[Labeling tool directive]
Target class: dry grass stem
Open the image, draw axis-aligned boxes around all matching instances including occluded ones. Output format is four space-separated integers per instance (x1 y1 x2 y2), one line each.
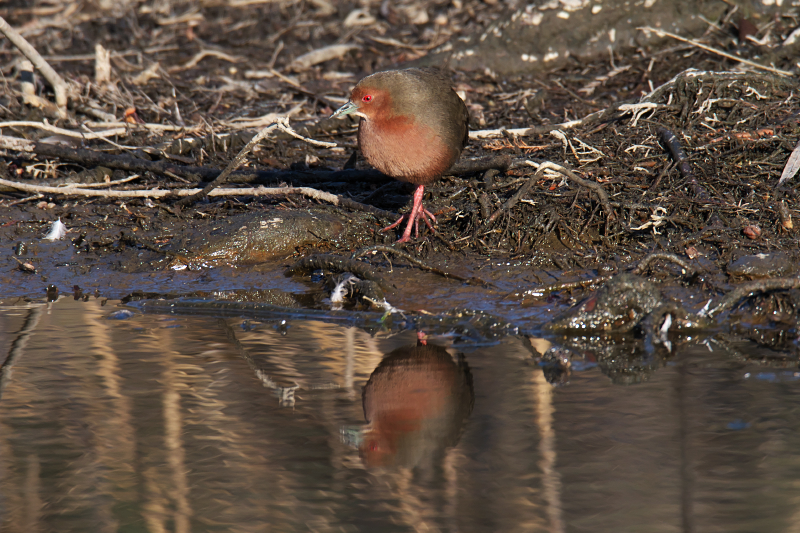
639 26 794 77
168 50 240 72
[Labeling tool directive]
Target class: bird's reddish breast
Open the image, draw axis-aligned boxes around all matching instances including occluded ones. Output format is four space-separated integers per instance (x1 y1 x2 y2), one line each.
358 114 456 185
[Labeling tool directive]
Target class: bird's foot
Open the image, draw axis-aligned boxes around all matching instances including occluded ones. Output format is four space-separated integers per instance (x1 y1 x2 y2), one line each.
381 208 437 243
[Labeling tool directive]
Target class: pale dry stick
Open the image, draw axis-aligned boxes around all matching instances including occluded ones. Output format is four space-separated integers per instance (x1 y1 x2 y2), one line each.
229 0 289 6
367 35 449 51
0 121 129 140
470 102 626 140
83 127 141 151
156 10 204 26
175 116 335 207
84 121 200 133
18 60 61 116
6 194 43 206
0 135 35 151
618 103 661 127
579 64 632 96
0 16 70 116
61 174 141 188
288 44 359 71
268 68 304 89
0 177 344 200
276 119 337 147
167 50 240 73
268 40 284 69
130 62 161 85
471 126 565 140
638 26 794 77
219 102 304 129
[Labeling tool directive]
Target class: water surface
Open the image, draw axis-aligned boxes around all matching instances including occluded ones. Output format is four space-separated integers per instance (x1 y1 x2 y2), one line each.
1 298 799 532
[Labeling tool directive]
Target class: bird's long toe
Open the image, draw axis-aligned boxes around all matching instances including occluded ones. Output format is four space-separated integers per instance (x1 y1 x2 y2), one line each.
381 215 406 232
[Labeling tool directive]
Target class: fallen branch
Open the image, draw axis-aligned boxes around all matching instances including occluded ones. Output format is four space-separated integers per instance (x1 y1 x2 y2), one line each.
480 166 545 231
175 116 336 207
522 252 693 297
0 132 380 185
630 252 695 275
528 161 616 222
0 15 69 116
0 121 129 139
0 177 306 198
0 134 216 181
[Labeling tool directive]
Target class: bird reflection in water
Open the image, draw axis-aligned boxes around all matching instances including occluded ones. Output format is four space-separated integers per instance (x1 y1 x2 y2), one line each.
359 340 474 472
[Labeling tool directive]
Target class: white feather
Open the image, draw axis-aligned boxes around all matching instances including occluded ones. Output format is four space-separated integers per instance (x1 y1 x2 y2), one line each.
44 218 67 241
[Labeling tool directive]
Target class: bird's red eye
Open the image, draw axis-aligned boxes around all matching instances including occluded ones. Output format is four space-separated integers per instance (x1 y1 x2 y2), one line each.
362 94 372 102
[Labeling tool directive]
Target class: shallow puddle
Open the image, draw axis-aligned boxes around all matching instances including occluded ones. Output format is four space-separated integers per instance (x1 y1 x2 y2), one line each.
1 298 799 532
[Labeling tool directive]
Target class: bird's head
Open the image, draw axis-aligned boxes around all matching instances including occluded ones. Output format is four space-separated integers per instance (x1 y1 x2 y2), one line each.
330 84 390 122
331 69 420 123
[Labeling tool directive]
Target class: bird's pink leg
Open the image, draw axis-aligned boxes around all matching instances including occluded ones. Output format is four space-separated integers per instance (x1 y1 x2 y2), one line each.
399 185 429 243
397 186 424 242
380 185 437 243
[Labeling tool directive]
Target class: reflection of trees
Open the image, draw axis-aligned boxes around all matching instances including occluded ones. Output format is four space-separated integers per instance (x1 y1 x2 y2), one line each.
4 298 799 532
0 304 43 401
0 302 568 532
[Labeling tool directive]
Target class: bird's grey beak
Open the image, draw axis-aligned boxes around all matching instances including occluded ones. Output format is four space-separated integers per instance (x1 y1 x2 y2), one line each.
331 100 359 119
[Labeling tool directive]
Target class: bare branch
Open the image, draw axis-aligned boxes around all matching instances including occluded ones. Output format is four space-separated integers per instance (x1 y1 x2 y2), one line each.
175 116 335 207
0 15 70 116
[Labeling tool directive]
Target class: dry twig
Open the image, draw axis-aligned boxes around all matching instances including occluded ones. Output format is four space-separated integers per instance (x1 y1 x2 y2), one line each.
0 15 70 116
528 161 616 222
638 26 794 77
175 116 335 207
0 176 345 201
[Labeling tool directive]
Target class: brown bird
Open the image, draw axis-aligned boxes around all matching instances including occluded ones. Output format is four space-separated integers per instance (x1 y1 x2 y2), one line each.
331 68 469 243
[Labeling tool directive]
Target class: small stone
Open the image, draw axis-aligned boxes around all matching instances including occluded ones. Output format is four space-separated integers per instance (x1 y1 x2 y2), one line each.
743 225 762 239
